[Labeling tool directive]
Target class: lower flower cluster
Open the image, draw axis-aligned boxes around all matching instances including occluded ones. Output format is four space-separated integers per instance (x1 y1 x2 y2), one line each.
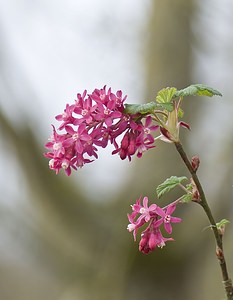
127 196 181 254
44 86 158 175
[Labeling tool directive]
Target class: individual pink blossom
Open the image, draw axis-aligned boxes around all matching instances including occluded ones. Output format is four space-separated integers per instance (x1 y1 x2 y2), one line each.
55 104 75 130
45 125 66 157
139 227 174 254
135 131 156 158
137 196 158 222
153 202 182 234
64 124 91 154
94 97 123 127
143 116 159 138
73 92 97 125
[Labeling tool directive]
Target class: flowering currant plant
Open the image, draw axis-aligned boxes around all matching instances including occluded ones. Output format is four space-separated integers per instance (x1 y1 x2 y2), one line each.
44 84 233 299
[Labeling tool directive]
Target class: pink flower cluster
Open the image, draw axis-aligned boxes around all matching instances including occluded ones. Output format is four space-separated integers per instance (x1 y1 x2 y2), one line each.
127 196 181 254
44 86 158 175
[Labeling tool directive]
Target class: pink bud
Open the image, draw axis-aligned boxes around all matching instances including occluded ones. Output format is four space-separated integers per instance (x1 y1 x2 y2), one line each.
121 133 129 149
128 139 136 155
160 126 173 141
139 230 151 254
119 149 127 160
191 155 200 172
190 178 201 202
216 246 224 259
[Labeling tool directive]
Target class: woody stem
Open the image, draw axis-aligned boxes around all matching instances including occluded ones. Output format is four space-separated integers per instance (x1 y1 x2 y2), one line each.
174 141 233 300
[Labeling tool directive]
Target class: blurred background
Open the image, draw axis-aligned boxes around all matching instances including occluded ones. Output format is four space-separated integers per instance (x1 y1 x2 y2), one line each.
0 0 233 299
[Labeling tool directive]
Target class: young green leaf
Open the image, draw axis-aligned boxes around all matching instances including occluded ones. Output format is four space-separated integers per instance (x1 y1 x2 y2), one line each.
174 84 222 98
156 176 187 199
156 87 177 103
216 219 230 229
177 107 184 118
180 193 193 203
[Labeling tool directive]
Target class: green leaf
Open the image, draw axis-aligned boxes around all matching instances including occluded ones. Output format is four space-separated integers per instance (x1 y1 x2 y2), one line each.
180 193 193 203
174 84 222 98
216 219 230 229
185 183 193 192
156 176 187 199
156 102 174 112
124 102 158 115
177 107 184 118
156 87 177 103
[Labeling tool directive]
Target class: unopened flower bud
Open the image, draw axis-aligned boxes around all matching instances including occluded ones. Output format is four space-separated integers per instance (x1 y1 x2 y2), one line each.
160 126 173 142
191 155 200 172
216 246 224 259
192 190 200 201
128 139 136 155
218 224 226 236
121 133 129 149
139 230 151 254
190 178 201 202
119 149 127 160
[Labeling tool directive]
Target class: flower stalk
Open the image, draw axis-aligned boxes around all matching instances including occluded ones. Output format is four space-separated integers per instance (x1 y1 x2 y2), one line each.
174 141 233 300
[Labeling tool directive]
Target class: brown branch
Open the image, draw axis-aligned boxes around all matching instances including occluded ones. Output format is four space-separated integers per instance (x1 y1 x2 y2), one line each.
174 141 233 300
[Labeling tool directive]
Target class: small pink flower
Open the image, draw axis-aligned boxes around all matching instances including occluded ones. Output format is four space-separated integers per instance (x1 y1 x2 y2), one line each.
153 202 182 234
74 93 97 125
138 196 158 222
143 116 159 138
135 132 155 158
139 227 173 254
55 104 75 130
64 124 91 154
95 100 122 127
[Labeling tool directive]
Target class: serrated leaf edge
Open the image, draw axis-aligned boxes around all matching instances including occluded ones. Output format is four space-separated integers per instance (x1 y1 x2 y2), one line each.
156 176 187 199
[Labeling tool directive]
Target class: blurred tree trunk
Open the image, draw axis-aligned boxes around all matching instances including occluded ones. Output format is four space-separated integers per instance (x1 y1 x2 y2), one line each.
114 1 199 300
131 0 196 195
118 2 233 300
76 2 199 299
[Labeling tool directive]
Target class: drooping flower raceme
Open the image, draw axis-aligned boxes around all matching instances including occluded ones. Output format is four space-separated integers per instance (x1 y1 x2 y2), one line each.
44 86 159 175
127 196 182 254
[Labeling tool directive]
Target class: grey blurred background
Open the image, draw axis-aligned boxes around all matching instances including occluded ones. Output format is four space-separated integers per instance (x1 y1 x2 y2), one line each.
0 0 233 299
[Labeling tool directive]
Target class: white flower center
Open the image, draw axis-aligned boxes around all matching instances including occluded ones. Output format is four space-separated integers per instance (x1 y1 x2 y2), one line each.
164 215 171 223
62 112 68 119
127 224 135 232
48 134 54 142
49 159 55 168
139 207 147 214
158 241 166 248
61 160 69 169
81 109 88 116
53 142 62 151
100 94 105 101
104 108 110 115
144 128 150 134
72 133 79 140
